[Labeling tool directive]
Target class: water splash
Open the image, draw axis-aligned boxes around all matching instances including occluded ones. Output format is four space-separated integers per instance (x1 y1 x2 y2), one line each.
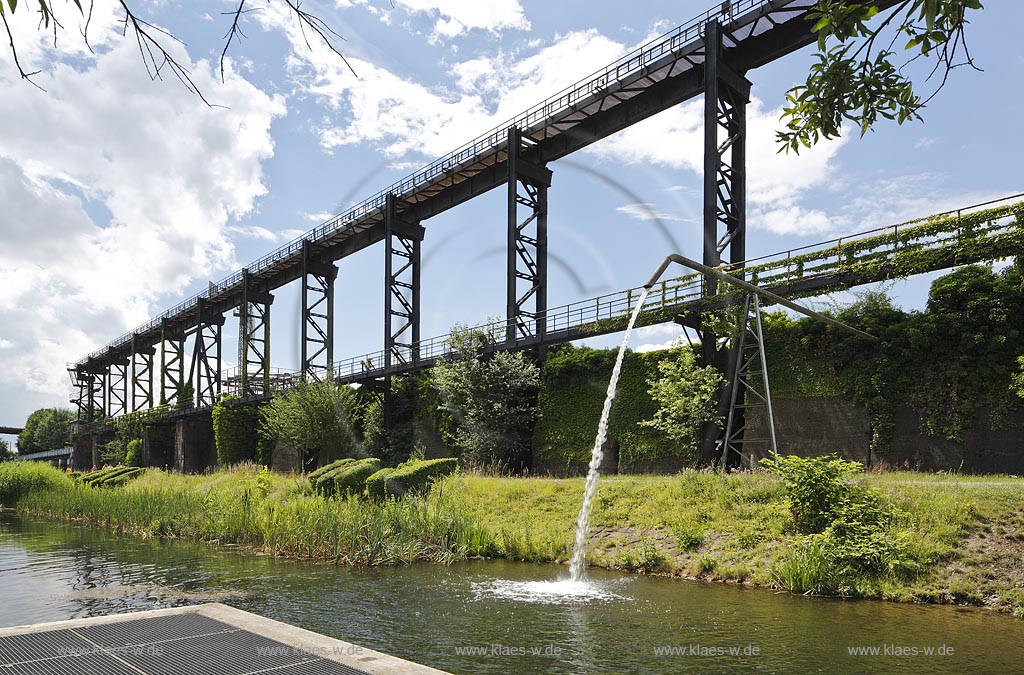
471 578 623 605
568 288 651 582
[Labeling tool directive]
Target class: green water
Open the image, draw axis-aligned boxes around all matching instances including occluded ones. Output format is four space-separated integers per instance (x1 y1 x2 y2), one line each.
2 511 1022 674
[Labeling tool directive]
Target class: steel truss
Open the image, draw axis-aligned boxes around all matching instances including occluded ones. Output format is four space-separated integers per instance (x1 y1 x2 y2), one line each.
131 336 155 412
506 127 552 344
238 269 274 397
301 239 338 381
699 18 752 464
384 193 424 369
160 320 185 406
108 358 129 418
189 298 224 408
720 294 777 467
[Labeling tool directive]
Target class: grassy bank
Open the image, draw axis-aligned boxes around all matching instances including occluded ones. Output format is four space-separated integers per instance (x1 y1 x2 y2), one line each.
2 461 1023 614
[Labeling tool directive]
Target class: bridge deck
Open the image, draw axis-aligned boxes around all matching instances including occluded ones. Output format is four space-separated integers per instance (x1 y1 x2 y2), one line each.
74 0 850 369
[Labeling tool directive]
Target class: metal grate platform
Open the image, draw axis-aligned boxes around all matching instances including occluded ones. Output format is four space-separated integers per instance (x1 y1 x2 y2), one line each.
0 604 449 675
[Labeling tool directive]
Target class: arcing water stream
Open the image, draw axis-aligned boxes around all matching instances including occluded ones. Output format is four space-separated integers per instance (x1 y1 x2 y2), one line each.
568 287 651 582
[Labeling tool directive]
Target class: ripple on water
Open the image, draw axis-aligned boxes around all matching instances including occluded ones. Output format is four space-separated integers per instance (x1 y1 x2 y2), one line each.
471 578 627 605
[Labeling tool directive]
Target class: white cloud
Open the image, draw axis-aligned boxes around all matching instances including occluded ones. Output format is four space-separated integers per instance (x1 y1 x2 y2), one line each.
616 203 693 223
588 97 849 237
263 12 625 158
631 323 688 353
0 6 285 401
394 0 530 39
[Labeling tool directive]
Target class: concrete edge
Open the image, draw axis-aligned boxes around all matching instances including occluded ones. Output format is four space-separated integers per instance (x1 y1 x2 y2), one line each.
0 603 452 675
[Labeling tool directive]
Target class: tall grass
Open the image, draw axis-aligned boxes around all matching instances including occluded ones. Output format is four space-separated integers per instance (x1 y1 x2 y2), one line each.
0 461 72 506
13 466 492 565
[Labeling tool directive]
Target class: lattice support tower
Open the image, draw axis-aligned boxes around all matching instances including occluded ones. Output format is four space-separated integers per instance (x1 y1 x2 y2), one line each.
506 126 552 344
720 293 777 467
131 336 155 413
188 298 224 408
301 239 338 381
238 269 274 398
699 18 751 464
160 319 185 406
107 355 129 418
384 193 424 370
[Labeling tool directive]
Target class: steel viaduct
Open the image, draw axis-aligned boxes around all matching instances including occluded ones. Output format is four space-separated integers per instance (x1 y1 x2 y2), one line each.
66 0 1021 470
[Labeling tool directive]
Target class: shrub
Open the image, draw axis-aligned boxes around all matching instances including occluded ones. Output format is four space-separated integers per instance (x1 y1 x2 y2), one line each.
99 467 146 488
329 458 381 498
0 462 72 506
763 454 865 534
212 396 260 465
307 458 356 485
369 458 458 500
365 467 396 501
125 439 143 467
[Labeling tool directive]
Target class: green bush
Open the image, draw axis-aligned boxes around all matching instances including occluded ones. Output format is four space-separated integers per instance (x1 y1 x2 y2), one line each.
81 467 121 486
0 462 72 505
763 454 865 534
308 458 357 486
102 467 146 488
329 458 381 498
125 439 143 467
372 458 459 500
365 467 396 501
766 454 919 595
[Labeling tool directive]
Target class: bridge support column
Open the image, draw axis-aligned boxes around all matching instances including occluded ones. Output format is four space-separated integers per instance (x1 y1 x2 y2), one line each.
301 240 338 381
384 193 424 429
174 412 215 473
107 355 129 418
239 269 274 398
700 18 751 466
131 336 155 412
188 299 224 408
160 320 186 406
142 423 175 469
506 126 552 346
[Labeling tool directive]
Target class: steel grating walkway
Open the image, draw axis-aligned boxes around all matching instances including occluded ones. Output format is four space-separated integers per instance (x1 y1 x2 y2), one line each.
0 605 448 675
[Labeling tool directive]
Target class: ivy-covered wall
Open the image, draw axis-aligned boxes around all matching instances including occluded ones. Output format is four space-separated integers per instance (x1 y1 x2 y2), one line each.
532 345 682 470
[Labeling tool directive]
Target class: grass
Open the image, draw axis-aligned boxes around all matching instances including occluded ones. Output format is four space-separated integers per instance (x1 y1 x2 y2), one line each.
3 461 1024 614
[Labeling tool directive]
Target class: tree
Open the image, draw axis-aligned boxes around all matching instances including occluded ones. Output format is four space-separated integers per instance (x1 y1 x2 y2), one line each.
780 0 983 152
18 408 74 454
260 378 359 469
640 341 723 455
430 323 540 472
0 438 13 461
0 1 353 102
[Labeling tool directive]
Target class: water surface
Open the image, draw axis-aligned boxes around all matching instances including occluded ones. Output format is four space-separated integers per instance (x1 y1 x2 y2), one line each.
2 511 1022 674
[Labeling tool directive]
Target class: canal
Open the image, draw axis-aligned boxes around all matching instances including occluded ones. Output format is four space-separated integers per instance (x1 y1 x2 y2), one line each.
2 511 1022 674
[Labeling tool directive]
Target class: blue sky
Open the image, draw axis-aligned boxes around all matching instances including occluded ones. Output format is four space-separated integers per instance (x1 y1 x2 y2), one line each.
0 0 1021 440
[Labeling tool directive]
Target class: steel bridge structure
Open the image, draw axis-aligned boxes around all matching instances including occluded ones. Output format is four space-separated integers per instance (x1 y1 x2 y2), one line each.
71 0 1018 464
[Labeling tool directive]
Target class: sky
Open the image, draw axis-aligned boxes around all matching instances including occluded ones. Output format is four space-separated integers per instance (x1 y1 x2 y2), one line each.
0 0 1021 442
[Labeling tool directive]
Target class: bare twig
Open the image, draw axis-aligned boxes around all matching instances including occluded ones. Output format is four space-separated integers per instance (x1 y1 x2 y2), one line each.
220 0 248 83
1 8 45 90
283 0 357 77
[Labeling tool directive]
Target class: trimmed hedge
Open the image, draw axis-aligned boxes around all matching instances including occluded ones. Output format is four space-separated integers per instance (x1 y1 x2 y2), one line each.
98 467 145 488
367 458 458 500
364 467 396 501
80 467 120 486
308 458 356 485
329 458 381 498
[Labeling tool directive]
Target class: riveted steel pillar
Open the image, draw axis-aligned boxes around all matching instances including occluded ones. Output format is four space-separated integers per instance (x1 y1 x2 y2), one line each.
131 336 155 412
189 298 224 408
107 354 129 418
239 269 274 398
700 18 751 466
383 193 424 429
506 126 552 345
301 240 338 381
160 319 185 406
